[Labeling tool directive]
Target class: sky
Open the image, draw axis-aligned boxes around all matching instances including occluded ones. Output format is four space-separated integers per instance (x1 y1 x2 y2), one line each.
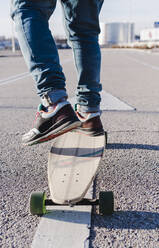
1 0 159 38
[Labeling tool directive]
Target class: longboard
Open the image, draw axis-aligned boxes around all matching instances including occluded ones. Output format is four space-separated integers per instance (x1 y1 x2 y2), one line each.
30 130 114 216
48 130 105 205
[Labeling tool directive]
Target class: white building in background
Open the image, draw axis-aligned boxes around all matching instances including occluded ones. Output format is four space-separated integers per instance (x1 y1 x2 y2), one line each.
140 22 159 42
99 22 135 46
140 29 159 42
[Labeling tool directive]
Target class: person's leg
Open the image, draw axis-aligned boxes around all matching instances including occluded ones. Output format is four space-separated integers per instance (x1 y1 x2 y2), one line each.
61 0 104 112
11 0 80 145
11 0 67 102
61 0 104 134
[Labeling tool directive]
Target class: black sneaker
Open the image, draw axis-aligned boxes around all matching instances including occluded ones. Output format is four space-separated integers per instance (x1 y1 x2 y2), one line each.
75 105 104 136
22 101 81 146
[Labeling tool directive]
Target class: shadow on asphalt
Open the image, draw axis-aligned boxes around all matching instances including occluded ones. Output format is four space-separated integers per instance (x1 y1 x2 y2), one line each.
106 143 159 151
92 211 159 230
41 209 159 230
42 209 91 225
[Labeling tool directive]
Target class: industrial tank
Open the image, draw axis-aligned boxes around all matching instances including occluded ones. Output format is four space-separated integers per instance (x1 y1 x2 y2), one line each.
99 22 134 46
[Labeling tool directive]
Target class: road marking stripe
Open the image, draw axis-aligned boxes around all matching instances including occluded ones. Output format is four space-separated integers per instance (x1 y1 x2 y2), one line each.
31 188 92 248
69 90 135 111
125 55 159 72
0 58 72 86
0 72 30 86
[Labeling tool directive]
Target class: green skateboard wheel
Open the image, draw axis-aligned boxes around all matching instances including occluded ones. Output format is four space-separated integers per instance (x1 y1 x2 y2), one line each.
99 191 114 215
30 192 47 216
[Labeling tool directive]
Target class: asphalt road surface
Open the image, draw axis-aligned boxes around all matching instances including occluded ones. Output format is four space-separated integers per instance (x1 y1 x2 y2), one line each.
0 49 159 248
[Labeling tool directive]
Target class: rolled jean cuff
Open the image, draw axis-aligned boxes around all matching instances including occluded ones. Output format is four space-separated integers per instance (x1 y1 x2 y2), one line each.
77 104 100 113
41 90 68 107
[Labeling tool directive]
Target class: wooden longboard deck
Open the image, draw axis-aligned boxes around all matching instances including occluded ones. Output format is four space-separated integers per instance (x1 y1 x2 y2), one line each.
48 130 105 204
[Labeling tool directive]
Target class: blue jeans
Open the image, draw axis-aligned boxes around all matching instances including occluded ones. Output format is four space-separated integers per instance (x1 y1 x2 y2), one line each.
11 0 103 112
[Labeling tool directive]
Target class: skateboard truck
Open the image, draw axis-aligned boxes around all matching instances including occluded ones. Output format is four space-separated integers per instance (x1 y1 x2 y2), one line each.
45 198 99 207
30 191 114 216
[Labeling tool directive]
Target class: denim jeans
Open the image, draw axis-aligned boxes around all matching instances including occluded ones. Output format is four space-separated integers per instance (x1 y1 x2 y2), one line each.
11 0 104 112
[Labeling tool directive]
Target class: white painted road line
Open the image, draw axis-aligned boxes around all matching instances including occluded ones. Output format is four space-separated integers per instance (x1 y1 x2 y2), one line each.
31 189 93 248
0 58 73 87
31 206 91 248
0 72 30 86
69 90 135 111
125 55 159 72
